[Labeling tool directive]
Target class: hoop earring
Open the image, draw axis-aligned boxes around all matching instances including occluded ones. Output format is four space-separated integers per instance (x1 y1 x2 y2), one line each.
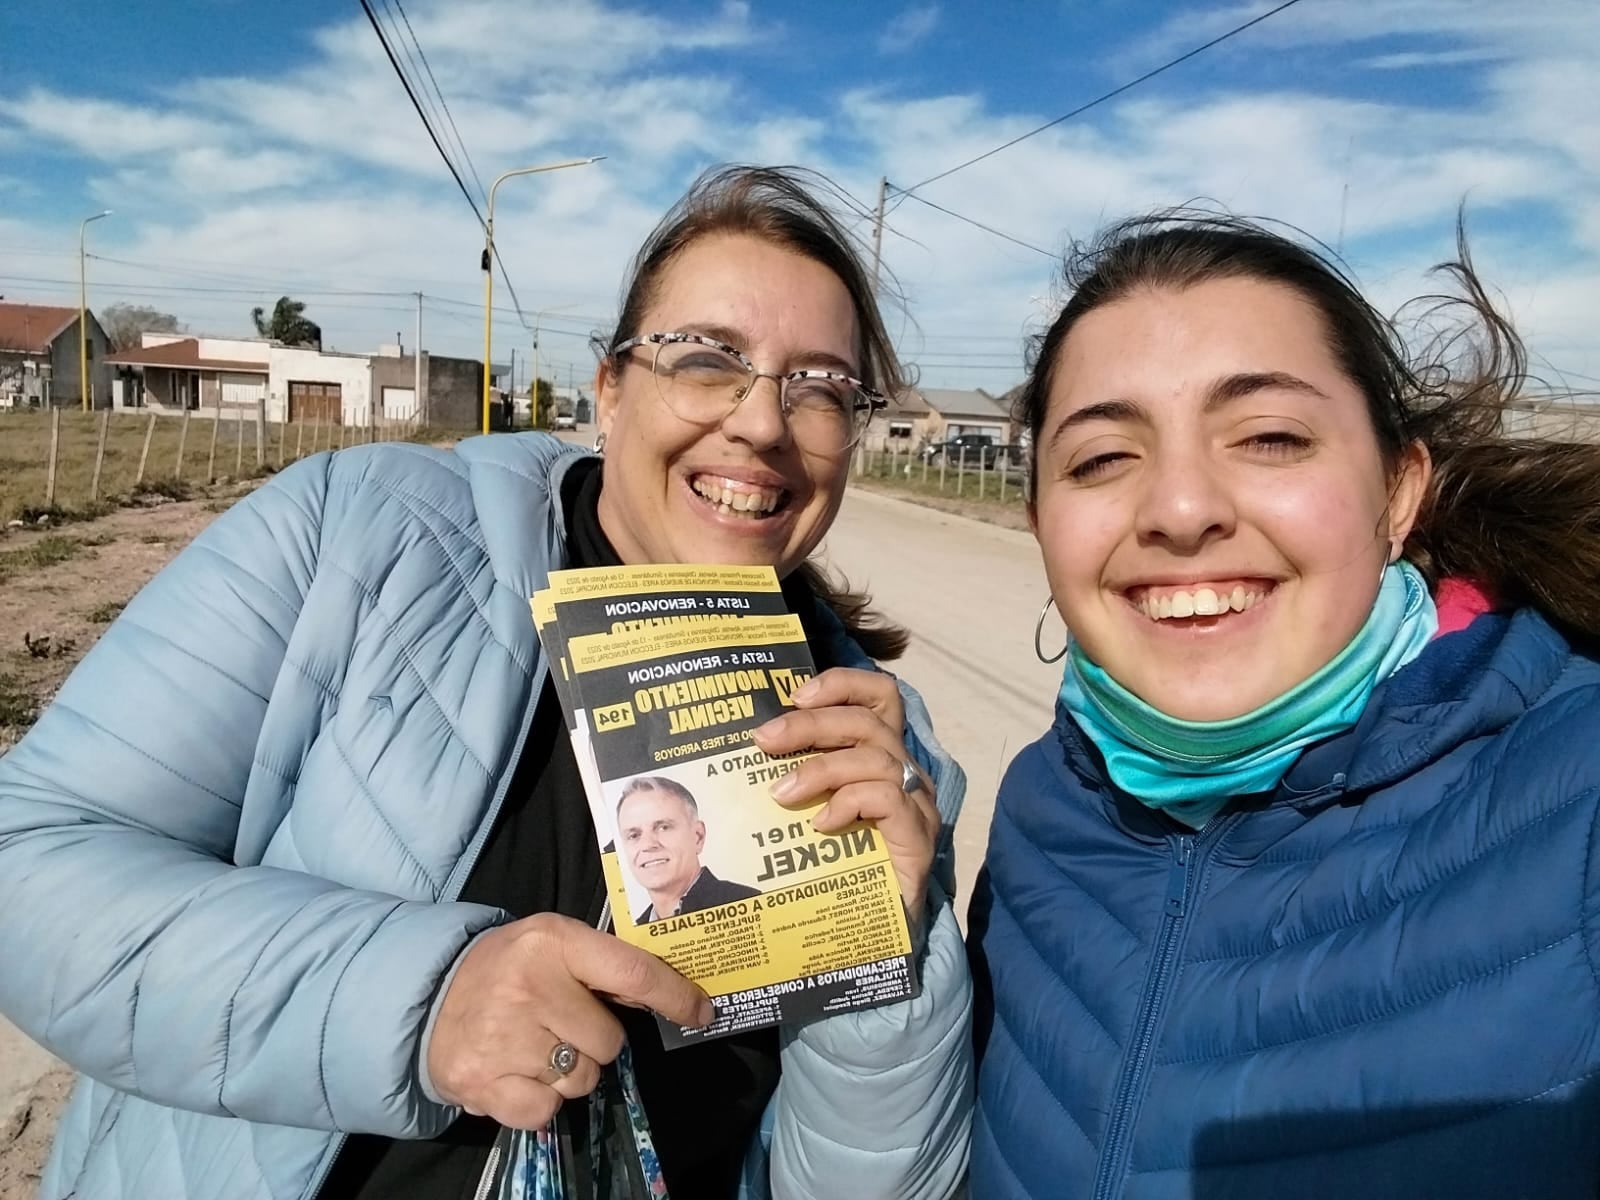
593 432 607 454
1034 595 1067 664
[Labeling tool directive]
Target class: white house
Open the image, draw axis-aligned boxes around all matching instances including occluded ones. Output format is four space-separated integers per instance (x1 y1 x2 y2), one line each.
110 333 374 427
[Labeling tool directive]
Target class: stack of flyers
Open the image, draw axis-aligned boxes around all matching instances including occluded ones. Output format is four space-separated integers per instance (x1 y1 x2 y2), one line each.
530 564 918 1048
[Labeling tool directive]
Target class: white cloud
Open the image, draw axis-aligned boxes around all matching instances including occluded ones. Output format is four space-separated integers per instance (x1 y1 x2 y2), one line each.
879 5 941 55
0 90 226 159
1359 48 1505 70
0 0 1595 389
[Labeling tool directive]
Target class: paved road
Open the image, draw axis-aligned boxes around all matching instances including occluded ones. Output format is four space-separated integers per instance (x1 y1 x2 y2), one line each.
818 487 1060 920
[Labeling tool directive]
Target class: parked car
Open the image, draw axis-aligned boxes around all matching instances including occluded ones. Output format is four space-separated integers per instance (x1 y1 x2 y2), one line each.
555 411 577 430
919 433 1003 469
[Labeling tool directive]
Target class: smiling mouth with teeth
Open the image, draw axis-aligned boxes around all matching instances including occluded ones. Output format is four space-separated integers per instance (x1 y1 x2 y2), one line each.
1130 583 1273 621
690 474 789 518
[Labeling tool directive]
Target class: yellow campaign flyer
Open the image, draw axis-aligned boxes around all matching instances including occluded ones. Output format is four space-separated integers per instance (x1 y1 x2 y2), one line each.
561 609 917 1048
530 565 799 945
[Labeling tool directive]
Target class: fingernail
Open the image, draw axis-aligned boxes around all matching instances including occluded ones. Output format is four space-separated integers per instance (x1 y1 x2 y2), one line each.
792 679 819 703
753 718 781 741
770 772 800 800
697 998 715 1026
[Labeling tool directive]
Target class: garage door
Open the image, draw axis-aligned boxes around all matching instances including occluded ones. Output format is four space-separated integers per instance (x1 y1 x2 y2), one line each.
289 380 342 425
382 386 417 421
220 372 267 410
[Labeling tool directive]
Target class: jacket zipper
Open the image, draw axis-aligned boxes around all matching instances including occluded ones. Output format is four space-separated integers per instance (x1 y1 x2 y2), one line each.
301 663 551 1200
1090 820 1227 1200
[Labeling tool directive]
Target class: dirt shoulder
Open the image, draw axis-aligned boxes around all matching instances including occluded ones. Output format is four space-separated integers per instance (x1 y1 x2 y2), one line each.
0 487 257 1198
850 475 1034 533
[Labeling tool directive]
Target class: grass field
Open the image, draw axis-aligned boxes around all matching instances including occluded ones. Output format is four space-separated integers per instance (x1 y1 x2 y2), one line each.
0 409 455 525
850 443 1032 529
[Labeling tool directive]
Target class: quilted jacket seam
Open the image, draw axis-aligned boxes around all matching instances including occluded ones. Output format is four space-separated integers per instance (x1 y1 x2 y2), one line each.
116 618 271 704
1583 798 1600 995
992 896 1122 1049
219 906 296 1119
1006 822 1142 944
181 542 301 618
988 1007 1097 1151
49 700 237 813
281 653 339 702
1159 928 1579 1067
1187 786 1595 966
319 560 494 782
1142 1060 1600 1173
330 735 436 892
316 899 404 1128
345 478 530 675
975 1107 1040 1198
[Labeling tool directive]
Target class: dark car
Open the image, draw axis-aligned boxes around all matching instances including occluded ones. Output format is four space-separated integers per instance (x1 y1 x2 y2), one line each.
920 433 1003 469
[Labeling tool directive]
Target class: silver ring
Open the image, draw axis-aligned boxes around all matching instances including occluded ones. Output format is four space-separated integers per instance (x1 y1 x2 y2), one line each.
548 1041 579 1078
900 758 925 795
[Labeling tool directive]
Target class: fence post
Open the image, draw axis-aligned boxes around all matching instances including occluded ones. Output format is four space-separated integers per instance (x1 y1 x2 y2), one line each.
922 446 929 484
938 447 946 492
174 408 191 481
135 412 157 487
44 409 62 508
255 395 266 469
207 410 221 482
295 415 305 461
278 414 287 467
957 446 967 496
90 410 110 502
979 449 987 500
337 419 346 452
312 411 323 455
999 452 1008 504
235 410 244 475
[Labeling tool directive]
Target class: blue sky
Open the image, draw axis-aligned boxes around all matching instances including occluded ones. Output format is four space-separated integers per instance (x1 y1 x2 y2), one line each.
2 0 1596 392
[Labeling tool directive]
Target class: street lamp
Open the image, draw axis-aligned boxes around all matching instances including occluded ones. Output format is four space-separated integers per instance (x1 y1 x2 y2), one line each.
79 210 112 412
480 158 604 434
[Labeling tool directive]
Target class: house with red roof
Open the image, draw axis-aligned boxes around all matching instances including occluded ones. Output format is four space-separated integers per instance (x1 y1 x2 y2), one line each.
0 302 111 409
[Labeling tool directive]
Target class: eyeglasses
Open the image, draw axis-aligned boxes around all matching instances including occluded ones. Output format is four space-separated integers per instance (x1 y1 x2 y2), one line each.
611 331 886 453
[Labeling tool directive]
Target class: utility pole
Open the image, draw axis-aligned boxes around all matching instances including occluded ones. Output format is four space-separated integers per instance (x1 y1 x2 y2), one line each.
78 210 112 411
870 176 888 295
414 291 423 426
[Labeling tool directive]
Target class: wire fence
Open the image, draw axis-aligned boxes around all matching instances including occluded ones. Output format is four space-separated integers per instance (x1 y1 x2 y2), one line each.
851 439 1029 508
0 405 431 525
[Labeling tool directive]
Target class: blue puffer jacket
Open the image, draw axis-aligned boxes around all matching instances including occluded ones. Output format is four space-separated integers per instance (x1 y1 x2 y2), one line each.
0 433 972 1200
969 609 1600 1199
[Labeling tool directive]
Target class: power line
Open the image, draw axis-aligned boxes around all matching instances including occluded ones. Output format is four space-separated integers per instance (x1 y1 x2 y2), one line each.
86 254 414 295
357 0 530 330
1 272 411 299
901 0 1307 194
894 192 1056 258
391 0 489 207
358 0 485 231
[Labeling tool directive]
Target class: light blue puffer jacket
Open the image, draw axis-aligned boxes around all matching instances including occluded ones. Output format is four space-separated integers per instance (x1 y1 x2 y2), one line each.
0 433 972 1200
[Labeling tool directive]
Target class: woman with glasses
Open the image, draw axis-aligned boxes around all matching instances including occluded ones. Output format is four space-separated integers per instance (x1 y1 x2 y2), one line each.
967 213 1600 1198
0 166 971 1200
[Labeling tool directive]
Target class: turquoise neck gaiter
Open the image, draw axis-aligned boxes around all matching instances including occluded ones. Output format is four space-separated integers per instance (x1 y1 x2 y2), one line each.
1059 561 1438 828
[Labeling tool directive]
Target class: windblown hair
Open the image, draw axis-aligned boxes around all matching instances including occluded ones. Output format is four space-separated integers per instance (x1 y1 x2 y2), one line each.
598 164 910 660
1013 209 1600 642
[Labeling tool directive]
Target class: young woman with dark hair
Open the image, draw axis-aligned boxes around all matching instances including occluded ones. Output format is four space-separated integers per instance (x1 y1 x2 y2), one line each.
969 212 1600 1199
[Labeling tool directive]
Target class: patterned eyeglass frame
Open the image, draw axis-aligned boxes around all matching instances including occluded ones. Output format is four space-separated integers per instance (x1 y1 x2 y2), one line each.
611 330 887 445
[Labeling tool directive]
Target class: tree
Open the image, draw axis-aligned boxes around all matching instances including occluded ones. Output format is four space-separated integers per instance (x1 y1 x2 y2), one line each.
101 303 183 351
533 378 556 429
250 296 322 349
